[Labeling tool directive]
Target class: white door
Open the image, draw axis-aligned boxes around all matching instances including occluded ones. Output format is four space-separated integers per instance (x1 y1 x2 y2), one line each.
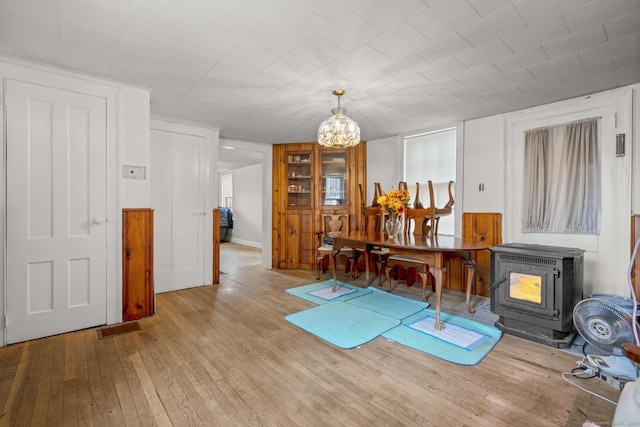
151 129 206 292
6 80 107 344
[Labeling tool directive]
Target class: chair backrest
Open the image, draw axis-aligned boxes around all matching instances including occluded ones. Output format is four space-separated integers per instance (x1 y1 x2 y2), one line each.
405 181 438 235
323 213 349 234
412 182 424 209
372 182 382 206
435 180 455 211
358 183 365 210
359 183 380 233
406 207 435 236
404 180 455 236
362 207 384 234
410 181 454 210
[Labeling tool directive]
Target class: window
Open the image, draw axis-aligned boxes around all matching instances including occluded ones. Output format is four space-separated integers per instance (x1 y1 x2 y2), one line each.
404 127 457 235
522 117 600 234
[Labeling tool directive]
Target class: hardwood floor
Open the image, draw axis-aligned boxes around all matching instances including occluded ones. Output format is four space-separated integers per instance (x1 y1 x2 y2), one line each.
0 243 621 426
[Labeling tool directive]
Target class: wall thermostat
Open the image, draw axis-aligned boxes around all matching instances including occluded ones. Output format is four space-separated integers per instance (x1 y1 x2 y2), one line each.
123 165 146 180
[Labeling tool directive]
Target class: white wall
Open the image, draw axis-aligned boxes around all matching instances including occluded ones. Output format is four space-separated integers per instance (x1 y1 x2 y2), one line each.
366 135 403 201
462 116 504 213
229 164 263 248
367 83 640 297
119 93 152 208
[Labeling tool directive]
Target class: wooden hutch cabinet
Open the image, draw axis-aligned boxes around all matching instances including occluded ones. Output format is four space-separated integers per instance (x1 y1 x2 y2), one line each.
272 142 366 270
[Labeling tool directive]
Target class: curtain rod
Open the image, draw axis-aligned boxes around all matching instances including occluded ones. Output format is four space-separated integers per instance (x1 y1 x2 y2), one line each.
524 116 601 133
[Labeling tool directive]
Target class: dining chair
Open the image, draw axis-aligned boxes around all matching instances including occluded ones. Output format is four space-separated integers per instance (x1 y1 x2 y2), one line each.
380 180 454 300
407 180 454 235
316 213 357 280
358 183 387 280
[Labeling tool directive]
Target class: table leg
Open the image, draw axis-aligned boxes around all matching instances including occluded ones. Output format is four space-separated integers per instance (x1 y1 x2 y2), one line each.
431 266 446 330
364 251 371 285
464 260 477 314
331 248 338 292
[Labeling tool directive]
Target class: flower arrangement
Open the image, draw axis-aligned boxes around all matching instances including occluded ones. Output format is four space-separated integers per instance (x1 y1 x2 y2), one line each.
377 188 410 219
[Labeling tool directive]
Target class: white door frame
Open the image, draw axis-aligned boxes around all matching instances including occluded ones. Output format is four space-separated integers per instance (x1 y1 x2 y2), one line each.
1 69 120 347
150 118 220 285
216 138 273 269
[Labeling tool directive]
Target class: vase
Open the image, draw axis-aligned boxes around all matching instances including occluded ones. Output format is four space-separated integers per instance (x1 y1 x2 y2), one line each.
385 216 402 239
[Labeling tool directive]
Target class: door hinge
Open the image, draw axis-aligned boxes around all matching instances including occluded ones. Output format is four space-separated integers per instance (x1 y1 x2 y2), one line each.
554 268 561 278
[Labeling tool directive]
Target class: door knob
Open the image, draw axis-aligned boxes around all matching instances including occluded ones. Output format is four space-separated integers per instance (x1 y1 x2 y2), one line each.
92 217 105 224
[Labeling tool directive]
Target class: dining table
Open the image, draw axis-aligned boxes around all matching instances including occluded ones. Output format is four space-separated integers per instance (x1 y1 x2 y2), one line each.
329 231 492 330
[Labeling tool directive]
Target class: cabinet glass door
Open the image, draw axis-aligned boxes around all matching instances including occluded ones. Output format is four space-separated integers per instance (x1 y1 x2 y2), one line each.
321 151 347 207
286 152 312 208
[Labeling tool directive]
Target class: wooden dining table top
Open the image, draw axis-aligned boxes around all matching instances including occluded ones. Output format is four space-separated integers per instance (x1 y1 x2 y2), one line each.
329 231 491 252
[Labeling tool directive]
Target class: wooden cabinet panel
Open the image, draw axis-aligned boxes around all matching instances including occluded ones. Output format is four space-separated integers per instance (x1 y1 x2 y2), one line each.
272 142 366 270
462 212 502 297
285 212 301 269
299 211 316 268
122 208 154 321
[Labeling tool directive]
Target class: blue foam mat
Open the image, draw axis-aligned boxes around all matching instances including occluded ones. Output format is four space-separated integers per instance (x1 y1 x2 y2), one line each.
285 280 371 305
346 286 429 320
285 301 400 349
382 309 502 365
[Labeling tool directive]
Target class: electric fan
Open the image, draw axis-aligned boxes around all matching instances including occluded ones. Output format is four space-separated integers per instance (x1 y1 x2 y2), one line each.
573 297 638 356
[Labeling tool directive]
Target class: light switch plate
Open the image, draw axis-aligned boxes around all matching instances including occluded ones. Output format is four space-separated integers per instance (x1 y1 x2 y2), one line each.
123 165 146 180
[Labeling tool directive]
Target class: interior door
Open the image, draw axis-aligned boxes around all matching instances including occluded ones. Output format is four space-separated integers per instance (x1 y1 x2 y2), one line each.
151 129 206 292
5 80 108 344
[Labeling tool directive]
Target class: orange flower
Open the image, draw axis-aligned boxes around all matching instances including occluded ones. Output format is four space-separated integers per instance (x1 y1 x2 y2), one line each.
377 189 410 217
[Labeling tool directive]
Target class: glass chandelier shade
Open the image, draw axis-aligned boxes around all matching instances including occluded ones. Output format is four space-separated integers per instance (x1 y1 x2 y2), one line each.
317 90 361 148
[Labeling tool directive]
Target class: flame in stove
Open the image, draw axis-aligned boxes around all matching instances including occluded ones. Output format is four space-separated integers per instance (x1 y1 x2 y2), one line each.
509 272 542 304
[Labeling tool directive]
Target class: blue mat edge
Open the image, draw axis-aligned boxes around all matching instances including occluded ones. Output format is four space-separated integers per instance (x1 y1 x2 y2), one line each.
382 308 503 365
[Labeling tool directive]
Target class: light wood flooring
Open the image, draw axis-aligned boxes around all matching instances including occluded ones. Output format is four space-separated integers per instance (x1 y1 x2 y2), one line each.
0 243 621 426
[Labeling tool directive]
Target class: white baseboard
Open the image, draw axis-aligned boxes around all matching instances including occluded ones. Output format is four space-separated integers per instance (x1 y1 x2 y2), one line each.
228 238 261 249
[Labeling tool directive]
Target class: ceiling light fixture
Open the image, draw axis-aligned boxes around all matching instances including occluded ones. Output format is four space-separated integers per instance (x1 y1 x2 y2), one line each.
317 89 361 148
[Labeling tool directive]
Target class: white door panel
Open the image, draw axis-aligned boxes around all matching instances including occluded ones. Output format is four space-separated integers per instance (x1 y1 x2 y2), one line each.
151 130 205 292
6 80 107 344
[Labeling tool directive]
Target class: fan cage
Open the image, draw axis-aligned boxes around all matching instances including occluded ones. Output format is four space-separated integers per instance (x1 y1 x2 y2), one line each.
573 297 639 356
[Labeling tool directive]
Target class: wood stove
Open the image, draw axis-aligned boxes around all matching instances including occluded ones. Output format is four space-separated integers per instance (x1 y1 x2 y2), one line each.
490 243 584 348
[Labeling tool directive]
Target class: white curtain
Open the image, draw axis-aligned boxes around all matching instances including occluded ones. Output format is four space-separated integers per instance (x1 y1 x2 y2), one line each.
522 117 600 234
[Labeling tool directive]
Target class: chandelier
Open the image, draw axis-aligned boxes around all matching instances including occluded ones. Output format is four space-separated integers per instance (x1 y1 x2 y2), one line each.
317 89 361 148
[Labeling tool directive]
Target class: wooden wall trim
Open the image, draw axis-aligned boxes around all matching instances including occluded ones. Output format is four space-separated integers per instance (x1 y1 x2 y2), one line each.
632 215 640 298
122 208 154 321
213 209 221 284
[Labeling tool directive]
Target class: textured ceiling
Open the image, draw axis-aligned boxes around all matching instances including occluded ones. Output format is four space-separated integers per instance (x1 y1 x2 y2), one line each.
1 0 639 145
